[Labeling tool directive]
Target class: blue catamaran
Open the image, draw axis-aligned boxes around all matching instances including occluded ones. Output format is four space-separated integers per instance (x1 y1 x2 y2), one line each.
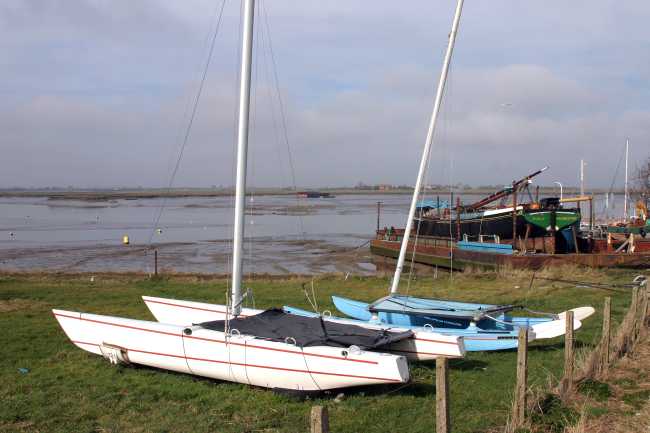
327 0 595 349
321 295 594 351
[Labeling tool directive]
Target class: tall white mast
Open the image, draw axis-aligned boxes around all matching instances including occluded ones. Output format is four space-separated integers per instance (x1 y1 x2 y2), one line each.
390 0 464 294
231 0 255 316
623 138 630 221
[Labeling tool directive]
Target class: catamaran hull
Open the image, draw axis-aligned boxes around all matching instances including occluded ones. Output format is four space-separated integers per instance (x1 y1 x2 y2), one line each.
142 296 465 360
331 296 587 351
53 309 409 391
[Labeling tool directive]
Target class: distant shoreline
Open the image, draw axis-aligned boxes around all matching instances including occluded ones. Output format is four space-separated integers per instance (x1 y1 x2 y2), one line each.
0 186 618 201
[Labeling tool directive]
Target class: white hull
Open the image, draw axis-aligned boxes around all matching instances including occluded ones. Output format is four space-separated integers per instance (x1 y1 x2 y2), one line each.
142 296 465 361
53 309 410 391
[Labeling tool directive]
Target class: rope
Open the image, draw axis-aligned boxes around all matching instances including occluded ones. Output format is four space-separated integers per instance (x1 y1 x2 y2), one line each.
483 313 525 328
533 276 634 293
302 280 319 313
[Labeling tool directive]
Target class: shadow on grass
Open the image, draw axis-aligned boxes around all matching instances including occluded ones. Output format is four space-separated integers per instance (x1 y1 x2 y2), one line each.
449 358 489 371
123 362 431 401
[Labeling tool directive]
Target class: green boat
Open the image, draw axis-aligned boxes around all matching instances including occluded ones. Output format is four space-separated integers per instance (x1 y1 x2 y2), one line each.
523 210 581 232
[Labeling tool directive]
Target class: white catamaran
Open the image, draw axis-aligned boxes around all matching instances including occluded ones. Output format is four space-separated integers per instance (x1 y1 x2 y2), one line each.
54 0 464 391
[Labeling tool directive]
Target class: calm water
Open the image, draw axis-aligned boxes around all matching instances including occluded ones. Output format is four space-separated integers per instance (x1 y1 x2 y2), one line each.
0 192 626 274
0 194 411 274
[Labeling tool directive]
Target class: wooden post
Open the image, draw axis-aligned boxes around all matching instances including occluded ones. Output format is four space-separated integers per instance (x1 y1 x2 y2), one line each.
154 249 158 276
631 286 639 317
589 197 594 230
436 357 450 433
619 287 639 356
437 195 441 217
310 406 329 433
606 232 612 252
512 181 518 242
376 201 382 232
631 286 640 342
512 328 528 428
600 297 611 375
562 310 575 396
641 286 650 326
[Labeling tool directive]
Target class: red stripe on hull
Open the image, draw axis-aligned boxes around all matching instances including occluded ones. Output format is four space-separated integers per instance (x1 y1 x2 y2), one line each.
69 340 399 383
55 312 378 365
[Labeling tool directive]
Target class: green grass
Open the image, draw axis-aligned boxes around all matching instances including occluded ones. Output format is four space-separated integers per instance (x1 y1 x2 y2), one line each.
530 394 580 433
578 379 613 402
621 390 650 410
0 269 639 432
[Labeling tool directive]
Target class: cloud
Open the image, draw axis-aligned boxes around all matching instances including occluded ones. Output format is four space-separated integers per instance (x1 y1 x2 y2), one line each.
0 0 649 189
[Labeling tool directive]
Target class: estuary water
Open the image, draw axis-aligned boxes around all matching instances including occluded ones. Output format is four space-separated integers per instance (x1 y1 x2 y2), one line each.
0 194 412 274
0 192 625 274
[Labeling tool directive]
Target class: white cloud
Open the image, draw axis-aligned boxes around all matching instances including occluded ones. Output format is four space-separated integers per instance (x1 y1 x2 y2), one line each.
0 0 648 188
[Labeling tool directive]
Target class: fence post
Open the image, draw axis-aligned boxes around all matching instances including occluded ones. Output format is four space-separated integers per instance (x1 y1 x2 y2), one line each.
631 286 640 344
154 249 158 276
512 328 528 428
310 406 329 433
643 285 650 324
600 297 611 375
436 357 450 433
561 310 575 397
637 286 648 333
642 286 649 327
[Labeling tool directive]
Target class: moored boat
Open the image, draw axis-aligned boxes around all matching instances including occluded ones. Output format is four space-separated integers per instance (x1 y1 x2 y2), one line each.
141 295 587 352
52 0 419 392
330 295 592 341
415 170 581 246
143 296 465 360
53 309 410 390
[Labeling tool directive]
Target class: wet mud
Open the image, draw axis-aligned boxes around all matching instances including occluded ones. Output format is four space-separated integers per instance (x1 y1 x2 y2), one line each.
0 238 376 275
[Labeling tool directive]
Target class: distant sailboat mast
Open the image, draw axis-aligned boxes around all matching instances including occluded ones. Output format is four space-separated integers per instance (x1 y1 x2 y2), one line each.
623 138 630 222
390 0 464 294
231 0 255 316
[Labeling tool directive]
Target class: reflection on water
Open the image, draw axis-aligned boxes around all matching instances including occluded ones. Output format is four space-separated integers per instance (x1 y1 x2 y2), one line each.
0 193 627 274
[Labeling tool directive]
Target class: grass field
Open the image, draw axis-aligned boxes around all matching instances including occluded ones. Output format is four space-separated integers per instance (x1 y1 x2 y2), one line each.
0 268 641 433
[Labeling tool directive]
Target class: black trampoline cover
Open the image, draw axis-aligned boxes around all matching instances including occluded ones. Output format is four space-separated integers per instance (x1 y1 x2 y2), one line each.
197 308 413 349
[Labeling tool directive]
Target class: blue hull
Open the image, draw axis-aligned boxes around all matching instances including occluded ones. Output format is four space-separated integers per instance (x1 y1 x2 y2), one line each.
328 296 554 351
283 305 542 352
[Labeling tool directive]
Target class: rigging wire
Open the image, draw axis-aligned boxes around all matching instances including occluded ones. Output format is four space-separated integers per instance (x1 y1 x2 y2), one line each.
261 1 306 240
603 141 627 218
245 0 265 287
146 0 228 247
404 30 458 294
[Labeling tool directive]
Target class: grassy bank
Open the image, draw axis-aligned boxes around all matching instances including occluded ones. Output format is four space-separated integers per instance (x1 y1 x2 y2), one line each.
0 268 640 432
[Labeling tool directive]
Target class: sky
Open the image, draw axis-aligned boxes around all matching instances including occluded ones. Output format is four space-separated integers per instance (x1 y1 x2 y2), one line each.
1 0 649 189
